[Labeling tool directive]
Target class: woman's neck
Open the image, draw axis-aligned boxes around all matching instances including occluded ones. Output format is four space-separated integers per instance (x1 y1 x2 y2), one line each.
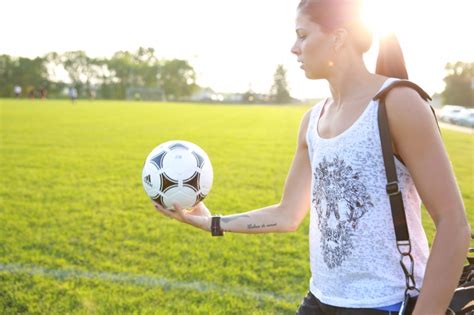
326 58 386 108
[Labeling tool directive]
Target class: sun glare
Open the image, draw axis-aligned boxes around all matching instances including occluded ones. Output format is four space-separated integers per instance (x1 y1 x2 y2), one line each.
361 0 403 39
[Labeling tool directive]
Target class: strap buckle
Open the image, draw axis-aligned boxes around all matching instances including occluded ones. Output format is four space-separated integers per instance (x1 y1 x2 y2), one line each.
397 240 420 300
386 181 400 196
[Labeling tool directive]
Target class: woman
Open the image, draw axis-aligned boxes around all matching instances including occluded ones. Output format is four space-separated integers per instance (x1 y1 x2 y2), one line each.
153 0 471 314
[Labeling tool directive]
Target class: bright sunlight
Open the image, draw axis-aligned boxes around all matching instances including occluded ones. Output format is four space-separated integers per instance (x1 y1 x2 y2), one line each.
361 0 410 38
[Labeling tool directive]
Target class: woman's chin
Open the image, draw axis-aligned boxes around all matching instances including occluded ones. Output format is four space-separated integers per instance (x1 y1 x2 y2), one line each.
303 68 326 80
304 72 320 80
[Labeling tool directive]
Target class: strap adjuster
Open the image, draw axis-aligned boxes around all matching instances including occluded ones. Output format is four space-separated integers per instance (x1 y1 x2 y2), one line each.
386 181 400 196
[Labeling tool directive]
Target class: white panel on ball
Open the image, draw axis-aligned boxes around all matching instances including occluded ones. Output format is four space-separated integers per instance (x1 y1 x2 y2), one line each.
162 148 197 180
200 161 213 195
162 186 197 209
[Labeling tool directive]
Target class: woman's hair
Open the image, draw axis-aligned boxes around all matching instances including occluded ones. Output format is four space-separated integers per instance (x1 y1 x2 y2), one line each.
376 33 408 79
297 0 408 79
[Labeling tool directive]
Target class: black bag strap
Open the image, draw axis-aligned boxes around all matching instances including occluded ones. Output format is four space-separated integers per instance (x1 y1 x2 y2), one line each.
374 79 436 244
374 79 442 244
377 93 410 243
374 79 438 300
373 79 432 102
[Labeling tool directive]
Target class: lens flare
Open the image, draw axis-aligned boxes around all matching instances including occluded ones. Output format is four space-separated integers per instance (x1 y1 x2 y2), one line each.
360 0 402 38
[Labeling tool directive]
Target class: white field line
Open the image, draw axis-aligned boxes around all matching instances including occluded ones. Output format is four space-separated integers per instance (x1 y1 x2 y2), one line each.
0 263 301 304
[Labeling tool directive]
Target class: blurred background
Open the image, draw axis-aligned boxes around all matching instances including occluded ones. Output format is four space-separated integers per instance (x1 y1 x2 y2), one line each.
1 0 473 107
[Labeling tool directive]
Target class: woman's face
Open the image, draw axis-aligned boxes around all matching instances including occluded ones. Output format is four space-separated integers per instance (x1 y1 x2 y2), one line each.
291 11 335 80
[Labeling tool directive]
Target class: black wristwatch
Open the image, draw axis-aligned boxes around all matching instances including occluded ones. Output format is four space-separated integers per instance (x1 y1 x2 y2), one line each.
211 215 224 236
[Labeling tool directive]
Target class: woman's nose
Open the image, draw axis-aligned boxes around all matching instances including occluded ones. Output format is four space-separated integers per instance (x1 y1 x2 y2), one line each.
291 42 300 55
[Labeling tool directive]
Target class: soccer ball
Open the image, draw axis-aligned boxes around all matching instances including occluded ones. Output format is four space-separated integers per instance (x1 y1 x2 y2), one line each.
142 140 213 210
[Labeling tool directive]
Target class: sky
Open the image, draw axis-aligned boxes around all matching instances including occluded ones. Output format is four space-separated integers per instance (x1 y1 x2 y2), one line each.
1 0 473 100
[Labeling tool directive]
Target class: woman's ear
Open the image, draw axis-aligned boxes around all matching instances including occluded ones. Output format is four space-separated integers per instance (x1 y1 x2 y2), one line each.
332 27 348 52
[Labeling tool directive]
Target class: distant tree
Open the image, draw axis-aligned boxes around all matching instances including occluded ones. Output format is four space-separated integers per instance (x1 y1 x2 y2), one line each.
107 50 139 99
158 59 197 100
44 51 68 86
0 55 16 96
0 54 47 97
270 64 291 104
441 61 473 108
106 47 160 99
134 47 160 87
42 52 65 97
59 51 104 98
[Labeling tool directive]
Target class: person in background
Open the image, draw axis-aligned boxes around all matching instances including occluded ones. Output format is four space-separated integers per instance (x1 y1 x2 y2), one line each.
40 86 47 100
69 86 78 103
28 88 35 99
14 85 22 98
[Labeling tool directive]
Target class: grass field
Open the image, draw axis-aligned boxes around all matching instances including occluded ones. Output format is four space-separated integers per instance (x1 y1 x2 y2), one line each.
1 99 472 314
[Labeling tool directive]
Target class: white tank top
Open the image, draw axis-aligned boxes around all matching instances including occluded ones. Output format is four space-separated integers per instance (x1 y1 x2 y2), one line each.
305 78 430 308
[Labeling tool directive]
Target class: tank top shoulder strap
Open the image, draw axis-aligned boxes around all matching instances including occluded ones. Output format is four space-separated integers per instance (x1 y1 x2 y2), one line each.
306 98 329 147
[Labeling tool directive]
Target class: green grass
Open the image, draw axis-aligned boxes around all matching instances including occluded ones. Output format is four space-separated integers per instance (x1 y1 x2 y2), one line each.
0 99 472 314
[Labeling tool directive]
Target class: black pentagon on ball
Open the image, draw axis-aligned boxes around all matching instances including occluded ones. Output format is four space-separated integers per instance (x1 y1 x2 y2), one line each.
183 172 200 192
160 172 179 193
196 192 207 204
150 151 167 170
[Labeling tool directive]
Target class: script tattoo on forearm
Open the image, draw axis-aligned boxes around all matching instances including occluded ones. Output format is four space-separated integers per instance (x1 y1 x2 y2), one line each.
247 223 277 229
221 214 250 223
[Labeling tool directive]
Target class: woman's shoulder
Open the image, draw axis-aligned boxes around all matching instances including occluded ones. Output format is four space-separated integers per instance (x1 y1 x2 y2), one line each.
383 80 437 142
383 80 430 111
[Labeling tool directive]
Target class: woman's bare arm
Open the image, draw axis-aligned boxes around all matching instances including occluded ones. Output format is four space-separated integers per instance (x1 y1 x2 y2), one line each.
385 87 471 315
154 109 313 234
218 109 313 233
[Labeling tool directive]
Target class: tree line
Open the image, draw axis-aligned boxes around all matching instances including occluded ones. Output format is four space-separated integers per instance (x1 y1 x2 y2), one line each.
0 47 198 101
0 47 294 103
441 62 473 108
1 48 471 107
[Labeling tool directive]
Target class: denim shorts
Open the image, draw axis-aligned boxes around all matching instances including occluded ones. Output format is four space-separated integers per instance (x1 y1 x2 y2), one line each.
296 291 400 315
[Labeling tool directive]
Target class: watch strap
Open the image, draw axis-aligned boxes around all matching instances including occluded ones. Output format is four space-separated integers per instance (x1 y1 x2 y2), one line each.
211 216 224 236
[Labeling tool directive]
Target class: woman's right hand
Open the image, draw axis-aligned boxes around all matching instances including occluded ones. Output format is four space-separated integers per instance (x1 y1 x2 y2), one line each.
152 201 212 232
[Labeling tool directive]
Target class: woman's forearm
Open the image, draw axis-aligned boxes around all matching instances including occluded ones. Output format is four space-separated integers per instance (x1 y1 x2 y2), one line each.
220 204 296 234
412 220 471 315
